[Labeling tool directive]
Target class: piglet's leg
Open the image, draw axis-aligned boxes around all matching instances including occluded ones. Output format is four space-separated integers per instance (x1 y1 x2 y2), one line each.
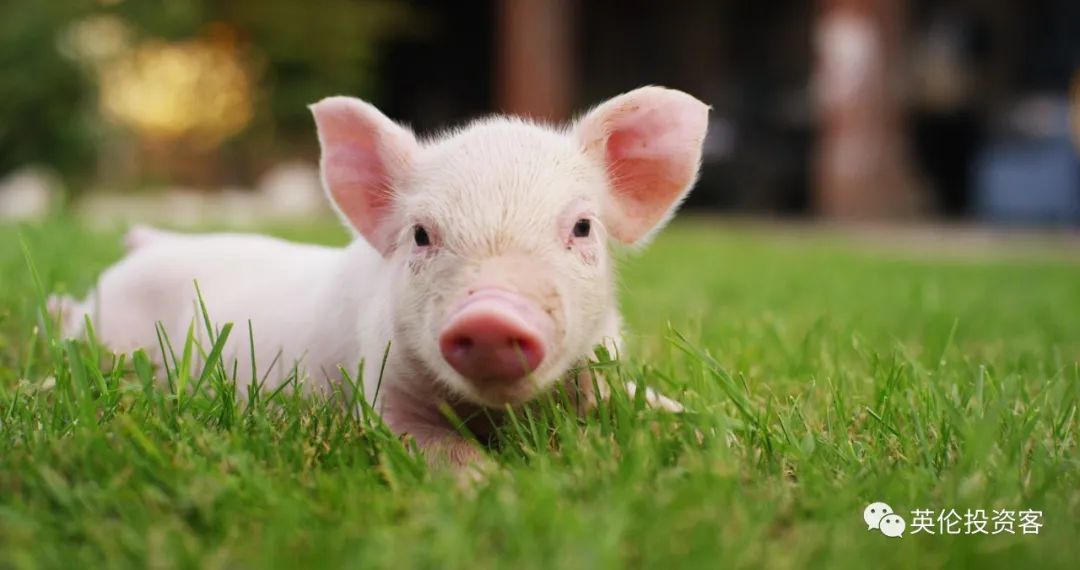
570 328 684 413
46 293 88 339
405 424 487 469
570 368 684 413
624 381 684 412
378 383 488 470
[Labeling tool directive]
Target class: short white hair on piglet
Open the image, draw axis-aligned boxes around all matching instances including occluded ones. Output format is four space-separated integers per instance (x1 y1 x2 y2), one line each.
309 86 707 408
57 86 706 469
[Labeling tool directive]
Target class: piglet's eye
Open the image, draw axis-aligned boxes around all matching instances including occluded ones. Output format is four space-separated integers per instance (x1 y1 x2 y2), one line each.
413 225 431 247
572 219 591 238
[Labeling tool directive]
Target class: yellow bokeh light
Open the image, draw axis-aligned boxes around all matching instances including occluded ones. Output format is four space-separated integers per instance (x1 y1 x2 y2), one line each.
98 30 254 147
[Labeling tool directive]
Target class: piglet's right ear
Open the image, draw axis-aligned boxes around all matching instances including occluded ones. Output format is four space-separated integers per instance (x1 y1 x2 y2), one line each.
310 96 419 255
575 87 709 246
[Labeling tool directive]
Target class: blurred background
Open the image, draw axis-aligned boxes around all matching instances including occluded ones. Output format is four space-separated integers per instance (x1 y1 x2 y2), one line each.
1 0 1079 228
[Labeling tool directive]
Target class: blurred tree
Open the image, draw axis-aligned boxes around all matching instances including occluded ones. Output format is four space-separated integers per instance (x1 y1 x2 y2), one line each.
112 0 422 185
0 0 422 189
108 0 419 145
814 0 921 219
0 1 97 185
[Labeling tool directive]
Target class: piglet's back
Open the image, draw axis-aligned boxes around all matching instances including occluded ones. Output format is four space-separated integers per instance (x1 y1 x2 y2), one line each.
78 229 363 388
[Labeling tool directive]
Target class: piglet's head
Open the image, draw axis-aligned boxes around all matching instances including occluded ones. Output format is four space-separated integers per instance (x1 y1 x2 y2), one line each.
311 86 708 407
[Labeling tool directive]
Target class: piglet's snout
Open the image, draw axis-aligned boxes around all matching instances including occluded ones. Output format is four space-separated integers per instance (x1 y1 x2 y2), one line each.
439 288 552 384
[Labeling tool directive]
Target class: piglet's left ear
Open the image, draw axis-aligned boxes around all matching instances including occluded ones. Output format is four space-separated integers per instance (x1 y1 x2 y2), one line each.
575 86 709 245
310 96 418 256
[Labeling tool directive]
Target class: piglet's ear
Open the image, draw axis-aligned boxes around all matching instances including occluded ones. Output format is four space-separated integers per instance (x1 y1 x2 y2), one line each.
575 86 709 245
310 96 419 255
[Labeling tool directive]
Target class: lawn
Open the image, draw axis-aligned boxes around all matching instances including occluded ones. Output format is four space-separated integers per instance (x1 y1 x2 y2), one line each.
1 216 1078 569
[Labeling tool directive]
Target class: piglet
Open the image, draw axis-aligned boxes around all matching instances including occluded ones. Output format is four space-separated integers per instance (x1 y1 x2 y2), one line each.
50 86 709 467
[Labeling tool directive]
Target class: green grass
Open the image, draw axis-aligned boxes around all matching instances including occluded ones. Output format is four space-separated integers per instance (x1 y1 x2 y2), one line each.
1 216 1078 569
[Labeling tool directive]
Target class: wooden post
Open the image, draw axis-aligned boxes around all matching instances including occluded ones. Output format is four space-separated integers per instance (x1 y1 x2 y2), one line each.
814 0 918 218
496 0 575 122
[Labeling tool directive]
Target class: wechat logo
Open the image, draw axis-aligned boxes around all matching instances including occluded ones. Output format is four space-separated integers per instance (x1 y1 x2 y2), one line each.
864 502 906 538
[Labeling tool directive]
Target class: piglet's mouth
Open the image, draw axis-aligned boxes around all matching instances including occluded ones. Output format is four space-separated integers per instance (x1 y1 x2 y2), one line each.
438 288 555 387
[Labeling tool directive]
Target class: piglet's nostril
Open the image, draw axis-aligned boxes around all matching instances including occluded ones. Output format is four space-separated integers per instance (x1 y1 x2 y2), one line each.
438 291 550 384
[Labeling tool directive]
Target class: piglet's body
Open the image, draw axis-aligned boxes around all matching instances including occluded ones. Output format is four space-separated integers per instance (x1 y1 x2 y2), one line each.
67 229 393 394
53 86 709 466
